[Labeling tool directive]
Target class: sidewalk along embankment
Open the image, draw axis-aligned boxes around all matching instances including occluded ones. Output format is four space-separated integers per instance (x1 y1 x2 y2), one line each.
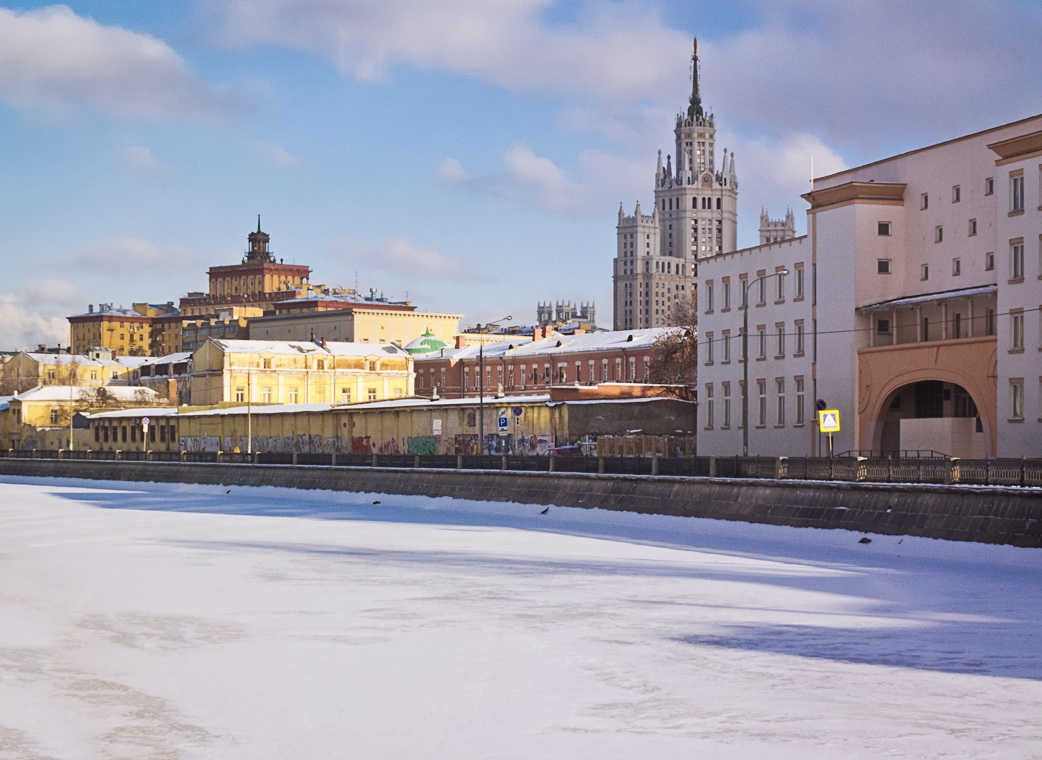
1 457 1039 547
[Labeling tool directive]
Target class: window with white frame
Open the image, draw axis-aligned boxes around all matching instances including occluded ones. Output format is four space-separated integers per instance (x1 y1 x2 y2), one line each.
739 276 748 308
1011 379 1024 419
953 258 961 276
705 332 714 364
757 327 766 359
878 221 891 236
795 266 805 298
968 218 977 237
757 276 767 305
935 226 943 243
288 388 299 403
795 377 805 425
776 379 785 426
262 387 272 403
796 322 805 354
1012 241 1025 279
705 281 714 312
1011 310 1024 350
985 177 994 195
367 387 377 401
757 380 767 426
776 324 785 357
986 251 995 271
722 383 731 427
235 386 245 402
722 280 731 310
776 271 785 302
341 387 351 403
722 330 731 362
704 384 714 428
921 264 930 281
1011 172 1025 212
921 193 929 210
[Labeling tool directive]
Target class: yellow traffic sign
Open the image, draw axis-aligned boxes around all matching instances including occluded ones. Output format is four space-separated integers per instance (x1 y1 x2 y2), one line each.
818 409 840 433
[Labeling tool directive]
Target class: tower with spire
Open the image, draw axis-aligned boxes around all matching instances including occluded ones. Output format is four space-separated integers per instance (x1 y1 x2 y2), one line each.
613 38 739 330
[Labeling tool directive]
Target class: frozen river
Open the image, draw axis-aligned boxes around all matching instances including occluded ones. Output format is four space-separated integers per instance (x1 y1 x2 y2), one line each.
1 475 1040 758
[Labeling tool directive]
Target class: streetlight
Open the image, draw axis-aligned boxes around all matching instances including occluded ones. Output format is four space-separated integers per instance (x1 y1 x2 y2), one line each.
742 269 788 457
477 316 511 456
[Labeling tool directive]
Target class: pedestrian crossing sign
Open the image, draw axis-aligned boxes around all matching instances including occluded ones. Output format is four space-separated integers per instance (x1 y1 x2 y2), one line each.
818 409 840 433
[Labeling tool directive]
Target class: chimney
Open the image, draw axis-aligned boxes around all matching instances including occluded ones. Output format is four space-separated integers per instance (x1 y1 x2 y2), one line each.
311 330 316 343
321 337 327 348
88 304 94 313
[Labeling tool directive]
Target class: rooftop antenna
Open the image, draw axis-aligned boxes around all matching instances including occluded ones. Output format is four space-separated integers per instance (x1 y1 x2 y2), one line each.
257 214 261 232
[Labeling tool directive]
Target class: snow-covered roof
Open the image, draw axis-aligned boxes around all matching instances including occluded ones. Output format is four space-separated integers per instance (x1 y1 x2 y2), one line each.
140 352 193 367
335 394 552 412
10 385 163 403
415 328 673 363
177 402 335 418
210 339 409 357
88 407 181 420
858 285 998 311
0 396 12 412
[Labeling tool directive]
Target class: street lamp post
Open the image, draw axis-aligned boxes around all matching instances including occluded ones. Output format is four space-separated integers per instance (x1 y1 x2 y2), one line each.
477 316 512 456
742 269 788 457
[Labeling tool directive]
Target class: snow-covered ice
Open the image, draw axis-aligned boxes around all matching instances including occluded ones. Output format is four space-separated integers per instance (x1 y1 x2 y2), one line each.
1 475 1040 759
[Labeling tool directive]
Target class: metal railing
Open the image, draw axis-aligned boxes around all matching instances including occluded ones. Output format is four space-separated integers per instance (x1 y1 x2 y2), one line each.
3 449 1041 488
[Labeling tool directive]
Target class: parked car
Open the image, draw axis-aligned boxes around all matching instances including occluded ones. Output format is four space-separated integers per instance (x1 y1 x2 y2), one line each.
549 445 583 457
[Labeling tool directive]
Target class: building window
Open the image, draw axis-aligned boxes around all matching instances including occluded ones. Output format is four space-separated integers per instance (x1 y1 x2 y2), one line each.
952 185 960 203
723 280 731 310
722 330 731 363
316 360 325 371
986 251 995 271
1012 173 1025 212
50 408 59 425
921 193 929 210
968 218 977 237
795 266 804 298
705 332 714 364
722 383 731 428
557 364 567 383
739 276 748 308
393 388 403 398
776 325 785 357
795 377 805 425
367 388 378 402
261 387 272 403
877 259 891 274
985 177 994 195
953 312 962 339
921 264 929 281
757 327 766 359
757 277 767 306
935 226 943 243
341 388 351 403
776 379 785 426
878 221 891 236
795 322 805 354
1011 379 1024 419
757 380 767 427
704 384 714 429
235 386 245 402
1011 241 1025 280
705 281 714 312
288 388 299 403
877 318 890 335
986 308 995 336
952 258 961 276
1011 310 1024 350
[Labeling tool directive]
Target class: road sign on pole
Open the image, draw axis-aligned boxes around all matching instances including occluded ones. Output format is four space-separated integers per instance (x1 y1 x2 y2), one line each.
815 398 827 412
818 409 840 433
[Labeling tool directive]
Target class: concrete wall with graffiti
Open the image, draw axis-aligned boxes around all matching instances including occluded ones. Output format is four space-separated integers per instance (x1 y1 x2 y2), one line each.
176 400 566 455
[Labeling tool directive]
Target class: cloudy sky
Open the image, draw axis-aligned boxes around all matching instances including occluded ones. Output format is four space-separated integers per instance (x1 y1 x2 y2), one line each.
2 0 1040 349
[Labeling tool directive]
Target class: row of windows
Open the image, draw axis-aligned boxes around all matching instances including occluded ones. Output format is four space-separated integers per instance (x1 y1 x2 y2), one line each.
704 266 805 314
93 423 176 444
877 237 1042 282
919 168 1042 214
418 355 652 392
703 322 807 365
661 196 724 211
703 377 807 429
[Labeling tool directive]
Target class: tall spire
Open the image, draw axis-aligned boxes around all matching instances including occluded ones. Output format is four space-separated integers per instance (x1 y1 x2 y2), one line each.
687 37 703 120
257 214 262 233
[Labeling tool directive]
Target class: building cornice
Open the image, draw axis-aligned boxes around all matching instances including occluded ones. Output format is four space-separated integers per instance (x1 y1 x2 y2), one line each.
802 181 906 213
987 130 1042 165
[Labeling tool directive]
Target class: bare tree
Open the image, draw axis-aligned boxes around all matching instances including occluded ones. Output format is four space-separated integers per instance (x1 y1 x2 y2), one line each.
648 292 698 389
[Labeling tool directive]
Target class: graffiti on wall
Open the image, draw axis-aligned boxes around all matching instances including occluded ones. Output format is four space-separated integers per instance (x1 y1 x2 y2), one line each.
454 435 477 455
407 436 437 455
351 436 373 454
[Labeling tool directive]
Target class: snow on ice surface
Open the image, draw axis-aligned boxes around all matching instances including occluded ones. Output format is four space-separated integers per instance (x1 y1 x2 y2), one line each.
0 476 1040 759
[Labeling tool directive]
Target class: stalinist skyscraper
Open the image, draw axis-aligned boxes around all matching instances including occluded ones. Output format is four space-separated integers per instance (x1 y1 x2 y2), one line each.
613 39 738 330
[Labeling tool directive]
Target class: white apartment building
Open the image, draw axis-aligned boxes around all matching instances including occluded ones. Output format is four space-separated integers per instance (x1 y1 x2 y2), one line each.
698 114 1042 458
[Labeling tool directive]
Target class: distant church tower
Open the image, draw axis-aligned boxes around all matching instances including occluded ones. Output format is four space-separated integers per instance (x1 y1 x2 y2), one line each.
613 38 738 330
759 208 796 245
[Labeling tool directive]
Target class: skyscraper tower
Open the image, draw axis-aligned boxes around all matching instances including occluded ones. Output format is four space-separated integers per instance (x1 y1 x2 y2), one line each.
613 39 739 330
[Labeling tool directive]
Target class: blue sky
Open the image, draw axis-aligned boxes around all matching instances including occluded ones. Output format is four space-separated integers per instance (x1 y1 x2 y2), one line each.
2 0 1041 348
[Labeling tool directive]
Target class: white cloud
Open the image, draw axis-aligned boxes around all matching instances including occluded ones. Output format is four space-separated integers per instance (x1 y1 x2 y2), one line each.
251 140 300 169
0 280 84 350
0 5 237 122
205 0 689 103
71 237 199 273
335 237 484 283
122 146 174 183
440 144 647 215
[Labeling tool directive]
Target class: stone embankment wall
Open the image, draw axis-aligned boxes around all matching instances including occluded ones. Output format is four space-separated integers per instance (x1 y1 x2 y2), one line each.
1 458 1039 548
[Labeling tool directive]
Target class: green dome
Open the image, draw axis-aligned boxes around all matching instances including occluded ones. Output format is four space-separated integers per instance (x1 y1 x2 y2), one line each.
404 329 450 355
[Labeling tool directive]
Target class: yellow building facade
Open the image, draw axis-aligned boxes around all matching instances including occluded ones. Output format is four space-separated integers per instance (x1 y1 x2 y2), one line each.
189 339 415 407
